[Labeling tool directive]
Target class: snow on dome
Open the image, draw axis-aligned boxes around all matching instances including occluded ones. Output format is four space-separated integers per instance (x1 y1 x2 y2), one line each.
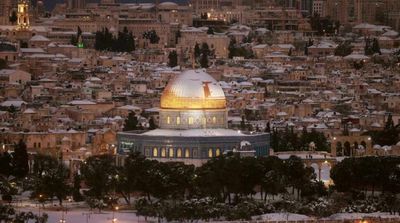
344 54 369 60
373 144 381 149
158 1 178 9
370 122 381 128
30 35 50 42
23 108 36 114
382 30 399 37
396 141 400 146
240 140 251 147
160 69 226 109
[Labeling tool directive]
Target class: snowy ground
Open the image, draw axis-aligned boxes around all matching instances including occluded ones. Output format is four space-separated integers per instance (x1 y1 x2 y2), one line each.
18 207 148 223
252 213 313 221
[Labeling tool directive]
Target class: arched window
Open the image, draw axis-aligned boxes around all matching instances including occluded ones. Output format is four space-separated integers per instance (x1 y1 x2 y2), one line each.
188 117 194 125
208 148 213 158
215 148 221 157
202 117 206 125
176 116 180 125
177 148 182 158
185 148 190 158
169 148 174 157
167 116 171 124
161 148 166 157
153 147 158 157
212 116 216 124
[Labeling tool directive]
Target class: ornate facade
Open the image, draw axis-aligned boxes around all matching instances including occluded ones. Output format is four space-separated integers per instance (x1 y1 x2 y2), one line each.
118 70 270 166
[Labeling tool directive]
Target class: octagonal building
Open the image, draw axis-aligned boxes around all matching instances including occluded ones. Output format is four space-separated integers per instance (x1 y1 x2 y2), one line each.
117 69 270 166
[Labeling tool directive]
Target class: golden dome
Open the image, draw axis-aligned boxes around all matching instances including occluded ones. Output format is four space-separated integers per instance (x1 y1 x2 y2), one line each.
160 70 226 110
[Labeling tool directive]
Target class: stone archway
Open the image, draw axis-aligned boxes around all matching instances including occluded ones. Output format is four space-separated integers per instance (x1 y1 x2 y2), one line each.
331 135 373 157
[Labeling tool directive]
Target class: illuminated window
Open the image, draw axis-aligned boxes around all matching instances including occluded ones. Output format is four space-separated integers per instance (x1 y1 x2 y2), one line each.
216 148 221 157
161 148 166 157
169 148 174 157
177 148 182 157
213 116 216 124
208 148 213 158
167 116 171 124
188 117 194 125
185 148 190 158
153 148 158 157
176 116 180 125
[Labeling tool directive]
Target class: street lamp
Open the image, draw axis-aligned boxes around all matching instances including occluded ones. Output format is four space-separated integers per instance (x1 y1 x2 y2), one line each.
112 206 119 223
38 194 43 216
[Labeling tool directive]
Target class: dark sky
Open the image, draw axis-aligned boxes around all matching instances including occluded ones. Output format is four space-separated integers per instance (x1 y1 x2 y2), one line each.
44 0 187 11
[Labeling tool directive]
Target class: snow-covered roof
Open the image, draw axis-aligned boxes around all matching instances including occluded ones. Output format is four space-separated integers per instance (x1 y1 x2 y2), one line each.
0 100 27 107
68 100 96 105
140 128 251 137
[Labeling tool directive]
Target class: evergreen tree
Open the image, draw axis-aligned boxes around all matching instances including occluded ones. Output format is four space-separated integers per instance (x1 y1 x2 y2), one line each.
240 115 246 131
123 112 139 131
9 11 17 25
364 38 381 55
149 117 157 130
12 140 29 178
0 152 12 177
143 30 160 44
200 42 210 68
194 43 201 59
72 173 83 202
372 38 381 55
0 59 7 69
207 27 214 35
335 41 353 56
175 30 181 44
228 38 237 58
168 50 178 67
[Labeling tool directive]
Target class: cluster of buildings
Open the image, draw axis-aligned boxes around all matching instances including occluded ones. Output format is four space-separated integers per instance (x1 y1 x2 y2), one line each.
0 0 400 167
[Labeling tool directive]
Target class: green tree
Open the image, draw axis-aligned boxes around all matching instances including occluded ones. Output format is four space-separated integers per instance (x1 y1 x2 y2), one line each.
194 43 201 59
335 41 353 56
80 155 117 209
148 117 157 130
284 156 315 199
9 11 17 25
143 30 160 44
32 159 71 205
12 140 29 178
72 173 83 202
0 59 7 69
200 42 210 68
207 27 214 35
123 112 139 131
168 50 178 67
365 38 381 55
0 152 12 177
259 156 286 200
0 204 48 223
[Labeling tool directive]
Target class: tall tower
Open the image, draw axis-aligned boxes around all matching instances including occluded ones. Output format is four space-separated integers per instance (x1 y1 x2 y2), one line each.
17 0 30 30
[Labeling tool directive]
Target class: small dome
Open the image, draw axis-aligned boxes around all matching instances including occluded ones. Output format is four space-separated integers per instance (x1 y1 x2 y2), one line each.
158 1 178 9
160 70 226 110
